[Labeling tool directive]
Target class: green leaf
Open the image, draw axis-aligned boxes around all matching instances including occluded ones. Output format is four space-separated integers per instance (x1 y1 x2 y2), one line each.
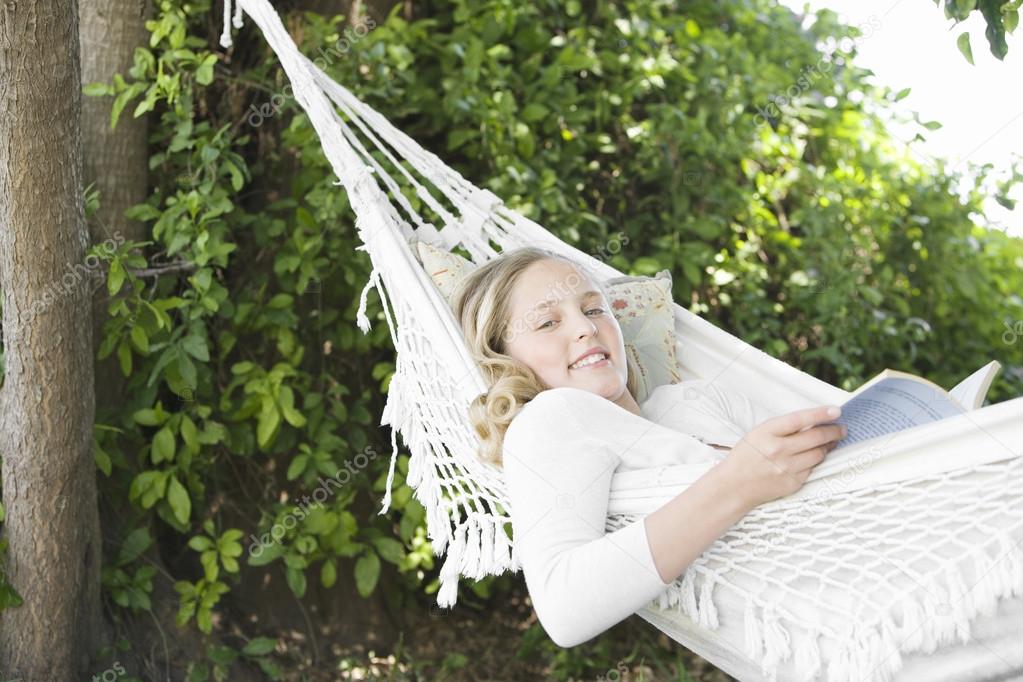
354 552 381 597
83 81 112 96
117 341 132 377
247 541 284 566
371 537 405 565
285 565 307 597
180 415 199 452
167 476 191 525
231 361 255 375
110 87 137 129
177 351 198 390
321 560 337 588
130 325 150 353
152 425 176 464
108 259 126 295
278 386 306 428
130 470 168 509
224 160 245 191
195 54 217 86
188 535 214 552
894 87 912 101
242 637 277 656
133 407 164 426
286 454 308 481
1005 10 1019 33
181 334 210 361
521 103 550 122
257 407 282 449
94 439 112 476
957 31 975 64
118 527 153 565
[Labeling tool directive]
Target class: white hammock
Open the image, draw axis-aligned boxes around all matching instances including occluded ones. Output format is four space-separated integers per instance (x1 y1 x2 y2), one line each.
220 3 1023 680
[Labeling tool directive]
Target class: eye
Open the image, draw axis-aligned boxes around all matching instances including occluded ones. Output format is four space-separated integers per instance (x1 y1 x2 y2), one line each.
537 307 603 330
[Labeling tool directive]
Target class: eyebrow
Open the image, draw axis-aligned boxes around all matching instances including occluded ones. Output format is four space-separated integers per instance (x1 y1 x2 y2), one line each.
527 290 603 315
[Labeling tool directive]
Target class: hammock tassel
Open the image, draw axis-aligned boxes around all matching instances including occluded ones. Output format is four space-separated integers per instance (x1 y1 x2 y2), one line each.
356 266 378 333
922 574 947 653
895 593 924 650
941 565 972 643
460 518 482 578
495 521 515 570
678 568 698 620
995 530 1023 598
968 546 990 612
824 634 851 682
219 0 245 48
759 604 791 675
743 597 764 661
478 517 496 575
696 576 719 629
377 424 399 514
437 522 468 607
792 628 822 682
841 622 884 682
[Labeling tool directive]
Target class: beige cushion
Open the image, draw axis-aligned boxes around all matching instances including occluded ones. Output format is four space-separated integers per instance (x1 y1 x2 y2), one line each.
412 237 681 403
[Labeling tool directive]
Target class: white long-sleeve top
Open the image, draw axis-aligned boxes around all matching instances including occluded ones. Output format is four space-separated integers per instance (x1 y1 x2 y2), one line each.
502 378 776 647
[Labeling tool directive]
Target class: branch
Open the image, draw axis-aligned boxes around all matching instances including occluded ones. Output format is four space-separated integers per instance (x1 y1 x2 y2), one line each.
127 261 196 278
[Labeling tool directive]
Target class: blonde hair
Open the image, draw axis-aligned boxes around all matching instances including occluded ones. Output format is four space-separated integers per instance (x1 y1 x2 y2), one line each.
450 246 640 467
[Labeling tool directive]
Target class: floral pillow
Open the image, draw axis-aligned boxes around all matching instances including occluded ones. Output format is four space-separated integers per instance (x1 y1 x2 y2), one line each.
602 270 683 402
412 236 681 403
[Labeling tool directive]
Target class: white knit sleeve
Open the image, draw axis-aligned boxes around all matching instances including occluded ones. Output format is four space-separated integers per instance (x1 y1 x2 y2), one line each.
502 388 672 648
686 378 778 434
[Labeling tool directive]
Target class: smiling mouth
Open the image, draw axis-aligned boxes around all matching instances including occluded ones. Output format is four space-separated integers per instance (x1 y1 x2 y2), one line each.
569 353 609 370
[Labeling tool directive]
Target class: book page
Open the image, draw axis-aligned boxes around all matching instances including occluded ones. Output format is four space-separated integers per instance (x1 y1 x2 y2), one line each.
948 360 1002 410
829 377 965 449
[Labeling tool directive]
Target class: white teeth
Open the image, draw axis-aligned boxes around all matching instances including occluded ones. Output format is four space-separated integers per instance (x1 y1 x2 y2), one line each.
570 353 607 369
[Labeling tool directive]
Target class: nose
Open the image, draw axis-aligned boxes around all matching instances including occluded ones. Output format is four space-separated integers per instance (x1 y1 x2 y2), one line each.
574 310 598 339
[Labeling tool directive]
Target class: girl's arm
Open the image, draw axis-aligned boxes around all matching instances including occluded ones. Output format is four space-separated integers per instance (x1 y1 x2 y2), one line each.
503 389 756 647
642 460 754 583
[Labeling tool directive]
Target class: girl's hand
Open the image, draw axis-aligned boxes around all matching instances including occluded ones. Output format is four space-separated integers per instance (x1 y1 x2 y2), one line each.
719 405 847 509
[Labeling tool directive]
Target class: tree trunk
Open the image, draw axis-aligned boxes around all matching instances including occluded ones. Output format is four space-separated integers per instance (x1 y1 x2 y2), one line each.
0 0 104 679
80 0 150 416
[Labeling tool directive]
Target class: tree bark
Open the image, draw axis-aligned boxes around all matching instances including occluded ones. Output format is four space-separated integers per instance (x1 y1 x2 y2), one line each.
80 0 150 416
0 0 104 679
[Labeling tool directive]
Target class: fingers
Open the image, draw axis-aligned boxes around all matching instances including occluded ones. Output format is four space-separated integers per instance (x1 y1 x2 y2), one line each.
764 405 841 437
786 423 846 453
787 445 829 474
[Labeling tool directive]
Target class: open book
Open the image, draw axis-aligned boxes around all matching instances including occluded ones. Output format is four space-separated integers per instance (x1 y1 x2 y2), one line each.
826 360 1003 451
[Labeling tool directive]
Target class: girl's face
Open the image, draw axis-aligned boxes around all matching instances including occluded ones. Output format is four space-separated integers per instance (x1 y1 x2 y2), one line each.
502 259 630 403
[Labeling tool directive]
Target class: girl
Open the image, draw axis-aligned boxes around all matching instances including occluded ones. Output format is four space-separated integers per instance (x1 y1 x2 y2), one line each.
450 246 846 647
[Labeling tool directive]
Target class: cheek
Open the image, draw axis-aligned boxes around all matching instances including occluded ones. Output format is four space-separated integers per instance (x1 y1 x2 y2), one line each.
508 337 566 375
598 317 623 342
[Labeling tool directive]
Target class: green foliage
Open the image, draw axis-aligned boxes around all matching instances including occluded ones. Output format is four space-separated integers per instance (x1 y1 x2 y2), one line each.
0 496 24 611
940 0 1020 60
1 0 1016 676
73 0 429 663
